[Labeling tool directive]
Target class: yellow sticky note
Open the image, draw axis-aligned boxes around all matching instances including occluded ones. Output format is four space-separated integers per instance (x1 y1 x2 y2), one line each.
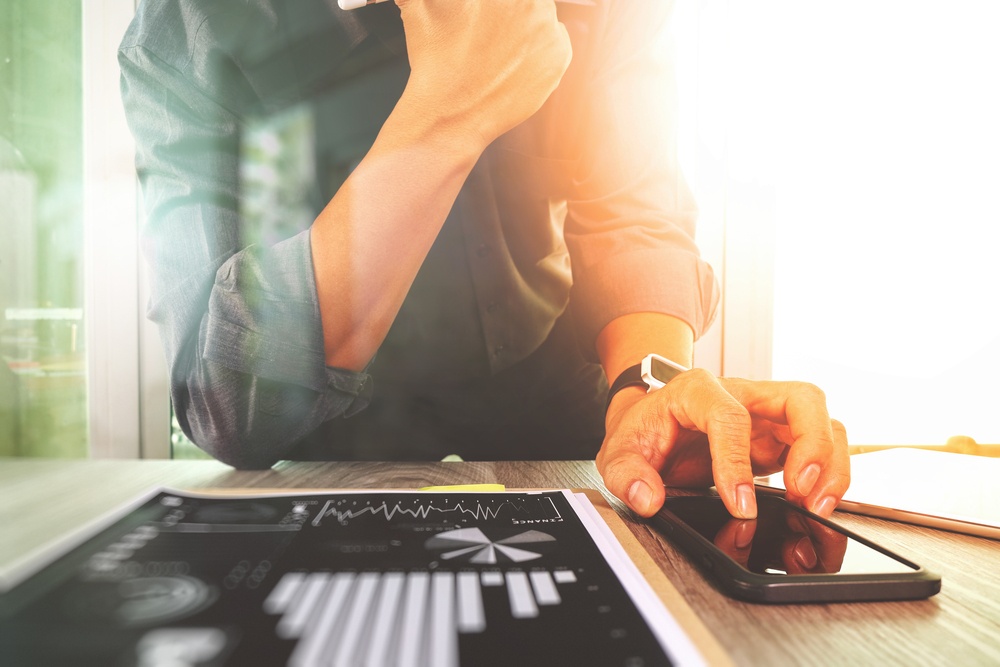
418 484 506 492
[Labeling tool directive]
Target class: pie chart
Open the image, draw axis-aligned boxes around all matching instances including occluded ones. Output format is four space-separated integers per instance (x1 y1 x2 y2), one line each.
425 528 556 564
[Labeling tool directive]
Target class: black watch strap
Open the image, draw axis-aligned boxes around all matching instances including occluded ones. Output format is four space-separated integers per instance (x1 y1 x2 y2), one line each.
605 363 647 412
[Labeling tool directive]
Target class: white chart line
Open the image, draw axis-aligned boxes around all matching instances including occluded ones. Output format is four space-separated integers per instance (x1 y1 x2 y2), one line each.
312 496 563 527
481 571 504 587
277 573 330 639
456 572 486 633
263 572 304 615
332 572 380 667
363 572 406 667
430 572 459 667
397 572 430 667
529 571 561 606
553 570 577 584
287 572 355 667
505 571 539 619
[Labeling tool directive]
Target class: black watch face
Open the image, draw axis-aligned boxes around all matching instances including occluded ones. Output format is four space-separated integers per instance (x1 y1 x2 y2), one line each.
649 357 684 384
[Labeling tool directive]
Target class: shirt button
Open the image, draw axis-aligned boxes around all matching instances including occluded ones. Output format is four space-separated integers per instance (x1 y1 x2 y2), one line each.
476 243 491 258
492 345 505 358
487 301 501 313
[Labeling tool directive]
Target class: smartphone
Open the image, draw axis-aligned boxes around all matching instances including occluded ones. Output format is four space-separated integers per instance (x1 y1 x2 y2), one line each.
649 494 941 603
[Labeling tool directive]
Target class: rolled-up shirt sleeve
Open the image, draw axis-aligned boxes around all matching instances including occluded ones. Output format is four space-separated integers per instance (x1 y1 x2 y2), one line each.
119 42 370 469
565 2 720 350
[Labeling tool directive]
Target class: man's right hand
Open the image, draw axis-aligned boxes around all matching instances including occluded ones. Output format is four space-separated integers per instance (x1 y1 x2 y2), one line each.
396 0 573 148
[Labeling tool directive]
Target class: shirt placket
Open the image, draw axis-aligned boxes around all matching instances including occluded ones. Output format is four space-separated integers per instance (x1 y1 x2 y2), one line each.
456 158 518 375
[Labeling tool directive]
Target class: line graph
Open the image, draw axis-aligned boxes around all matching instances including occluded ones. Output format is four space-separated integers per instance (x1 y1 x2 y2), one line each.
310 495 563 527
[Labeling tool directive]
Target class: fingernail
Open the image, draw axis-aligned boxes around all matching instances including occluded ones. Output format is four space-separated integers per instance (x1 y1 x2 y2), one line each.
735 520 755 549
736 484 757 519
628 480 653 514
812 495 837 517
794 536 818 569
796 463 821 496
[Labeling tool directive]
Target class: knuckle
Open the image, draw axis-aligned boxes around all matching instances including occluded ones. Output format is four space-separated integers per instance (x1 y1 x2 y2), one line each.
709 406 752 468
815 428 837 449
599 456 638 489
718 449 751 471
711 404 751 432
685 367 716 384
827 468 852 494
594 444 610 470
560 37 573 70
792 381 827 405
830 418 848 441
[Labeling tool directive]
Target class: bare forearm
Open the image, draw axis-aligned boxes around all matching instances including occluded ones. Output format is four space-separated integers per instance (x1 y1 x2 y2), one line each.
311 0 571 371
311 93 483 371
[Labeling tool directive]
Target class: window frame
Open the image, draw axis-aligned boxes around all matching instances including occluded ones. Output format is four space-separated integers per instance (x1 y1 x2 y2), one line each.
83 0 171 459
682 0 771 381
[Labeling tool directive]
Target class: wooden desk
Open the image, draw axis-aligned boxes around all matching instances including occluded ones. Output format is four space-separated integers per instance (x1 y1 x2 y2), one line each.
2 458 999 665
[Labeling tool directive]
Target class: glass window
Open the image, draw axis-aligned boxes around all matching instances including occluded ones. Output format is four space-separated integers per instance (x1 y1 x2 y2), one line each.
677 0 1000 447
767 1 1000 446
0 1 87 457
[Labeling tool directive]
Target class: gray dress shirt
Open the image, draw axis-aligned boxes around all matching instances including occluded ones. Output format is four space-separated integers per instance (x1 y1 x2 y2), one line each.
118 0 719 467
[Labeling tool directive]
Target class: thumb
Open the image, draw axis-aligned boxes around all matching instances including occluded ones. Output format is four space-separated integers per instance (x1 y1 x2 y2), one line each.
597 448 666 518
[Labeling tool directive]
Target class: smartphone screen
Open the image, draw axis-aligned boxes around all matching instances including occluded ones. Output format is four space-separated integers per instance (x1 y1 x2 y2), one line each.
662 495 918 576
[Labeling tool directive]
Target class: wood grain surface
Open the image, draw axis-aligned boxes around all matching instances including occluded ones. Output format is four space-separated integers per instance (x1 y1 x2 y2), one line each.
2 458 998 665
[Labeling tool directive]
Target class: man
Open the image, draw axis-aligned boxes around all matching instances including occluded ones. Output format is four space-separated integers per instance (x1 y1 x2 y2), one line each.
119 0 849 519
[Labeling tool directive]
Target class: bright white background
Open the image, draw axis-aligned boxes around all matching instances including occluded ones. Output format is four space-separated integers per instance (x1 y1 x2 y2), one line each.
675 0 1000 445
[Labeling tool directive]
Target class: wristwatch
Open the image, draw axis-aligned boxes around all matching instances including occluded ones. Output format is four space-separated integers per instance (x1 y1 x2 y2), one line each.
606 353 689 411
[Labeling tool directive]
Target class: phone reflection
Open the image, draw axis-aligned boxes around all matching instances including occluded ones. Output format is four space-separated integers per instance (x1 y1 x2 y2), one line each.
657 495 937 602
713 505 848 576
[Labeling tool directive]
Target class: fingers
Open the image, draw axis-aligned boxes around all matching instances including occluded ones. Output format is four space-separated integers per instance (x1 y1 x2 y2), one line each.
666 370 757 519
396 0 573 146
806 418 850 515
722 379 851 517
783 414 849 517
598 369 758 519
598 371 849 523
